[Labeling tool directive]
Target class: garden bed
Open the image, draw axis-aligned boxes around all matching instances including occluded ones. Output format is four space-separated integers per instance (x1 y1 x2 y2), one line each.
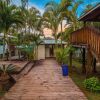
0 61 28 98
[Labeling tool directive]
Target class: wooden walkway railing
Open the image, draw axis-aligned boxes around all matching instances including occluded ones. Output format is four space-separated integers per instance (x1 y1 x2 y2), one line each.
71 26 100 61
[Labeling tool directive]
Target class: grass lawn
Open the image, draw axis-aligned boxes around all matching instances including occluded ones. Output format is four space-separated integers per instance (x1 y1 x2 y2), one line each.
69 60 100 100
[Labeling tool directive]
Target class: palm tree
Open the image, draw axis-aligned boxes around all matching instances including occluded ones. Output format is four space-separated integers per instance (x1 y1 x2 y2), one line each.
43 1 61 47
58 0 83 43
20 33 43 60
58 0 72 46
0 1 23 59
21 0 28 9
1 0 12 5
43 0 72 47
54 0 83 68
27 7 41 34
67 0 83 31
32 33 43 60
21 0 29 37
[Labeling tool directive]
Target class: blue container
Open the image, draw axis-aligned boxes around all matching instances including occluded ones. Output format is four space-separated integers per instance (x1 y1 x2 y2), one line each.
61 64 68 76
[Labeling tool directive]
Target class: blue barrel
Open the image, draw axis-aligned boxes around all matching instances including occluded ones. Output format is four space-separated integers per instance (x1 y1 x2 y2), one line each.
61 64 68 76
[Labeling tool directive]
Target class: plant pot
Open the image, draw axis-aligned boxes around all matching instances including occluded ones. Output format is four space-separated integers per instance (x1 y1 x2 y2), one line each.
61 64 68 76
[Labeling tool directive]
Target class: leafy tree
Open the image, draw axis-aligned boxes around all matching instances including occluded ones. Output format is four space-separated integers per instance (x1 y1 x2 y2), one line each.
0 1 23 59
43 0 72 47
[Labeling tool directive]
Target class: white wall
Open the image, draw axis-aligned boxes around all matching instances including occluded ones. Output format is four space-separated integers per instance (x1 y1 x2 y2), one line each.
45 47 50 57
38 45 45 60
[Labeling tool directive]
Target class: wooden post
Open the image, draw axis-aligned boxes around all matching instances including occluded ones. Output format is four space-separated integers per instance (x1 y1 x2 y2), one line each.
86 48 93 75
84 21 86 27
69 52 73 68
82 48 86 74
92 57 97 73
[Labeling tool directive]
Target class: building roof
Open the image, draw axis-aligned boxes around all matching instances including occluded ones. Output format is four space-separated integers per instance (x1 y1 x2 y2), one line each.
41 39 66 45
79 3 100 22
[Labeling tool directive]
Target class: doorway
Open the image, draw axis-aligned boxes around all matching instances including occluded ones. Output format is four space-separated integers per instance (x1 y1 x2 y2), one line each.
45 45 54 58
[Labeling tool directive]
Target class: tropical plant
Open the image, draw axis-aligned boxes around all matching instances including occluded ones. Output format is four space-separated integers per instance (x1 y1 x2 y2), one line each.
43 0 72 47
0 64 16 75
83 77 100 92
27 7 41 34
0 64 16 82
17 33 43 61
67 0 83 31
57 0 83 44
55 48 68 65
31 33 43 60
1 0 11 5
19 44 35 61
57 27 73 43
21 0 28 9
0 1 23 59
55 46 74 65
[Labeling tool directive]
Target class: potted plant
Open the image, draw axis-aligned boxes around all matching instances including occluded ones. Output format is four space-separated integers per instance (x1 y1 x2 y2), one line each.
55 46 73 76
0 64 16 85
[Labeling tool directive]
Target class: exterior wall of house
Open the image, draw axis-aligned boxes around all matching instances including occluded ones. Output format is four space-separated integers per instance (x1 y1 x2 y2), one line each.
45 46 50 58
38 45 45 60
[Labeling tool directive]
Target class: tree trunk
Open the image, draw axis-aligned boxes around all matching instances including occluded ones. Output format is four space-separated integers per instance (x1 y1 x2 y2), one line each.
61 21 63 48
7 34 12 61
54 30 58 49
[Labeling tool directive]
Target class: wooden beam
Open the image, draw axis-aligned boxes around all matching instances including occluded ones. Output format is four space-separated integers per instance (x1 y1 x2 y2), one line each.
82 48 86 73
86 48 93 75
72 44 88 49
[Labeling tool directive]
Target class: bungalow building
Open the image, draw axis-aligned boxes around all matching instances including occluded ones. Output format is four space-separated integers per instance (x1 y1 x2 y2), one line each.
38 38 66 60
70 3 100 74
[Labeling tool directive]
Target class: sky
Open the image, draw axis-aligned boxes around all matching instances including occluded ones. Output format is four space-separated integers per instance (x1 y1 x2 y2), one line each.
13 0 100 17
12 0 100 37
29 0 100 16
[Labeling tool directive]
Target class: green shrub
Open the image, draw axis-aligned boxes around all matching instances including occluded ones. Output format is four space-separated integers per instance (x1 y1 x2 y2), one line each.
83 77 100 92
55 48 67 64
55 45 75 65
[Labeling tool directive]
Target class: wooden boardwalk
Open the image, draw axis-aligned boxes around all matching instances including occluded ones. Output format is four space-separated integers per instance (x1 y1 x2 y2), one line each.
2 59 87 100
